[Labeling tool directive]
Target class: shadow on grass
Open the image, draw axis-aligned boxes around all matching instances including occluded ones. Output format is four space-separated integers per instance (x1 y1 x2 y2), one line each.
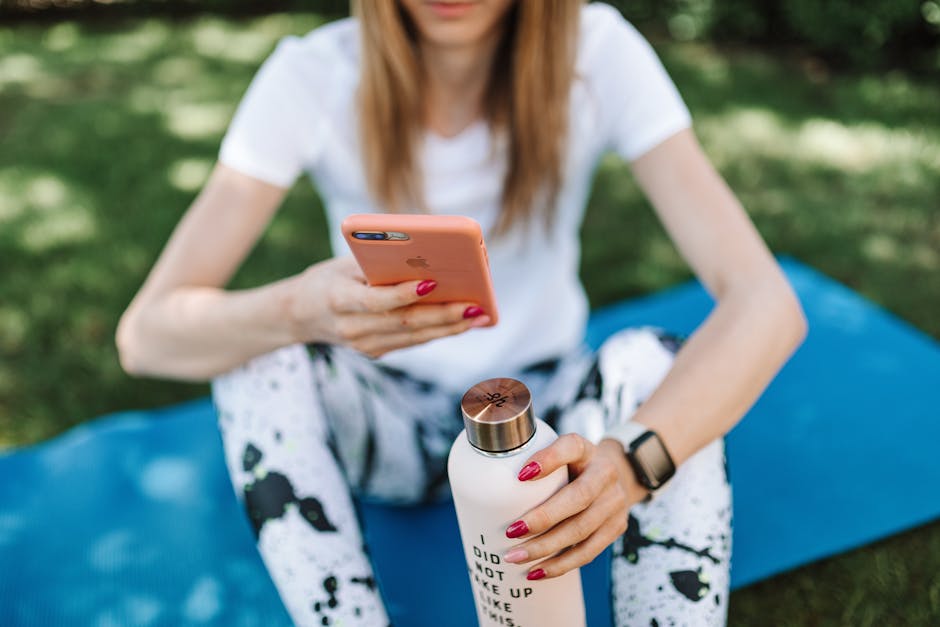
658 42 940 130
729 518 940 626
2 12 938 446
581 42 939 338
0 14 333 446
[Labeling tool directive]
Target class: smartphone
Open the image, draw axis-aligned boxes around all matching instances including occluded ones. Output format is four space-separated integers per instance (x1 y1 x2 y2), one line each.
341 214 499 326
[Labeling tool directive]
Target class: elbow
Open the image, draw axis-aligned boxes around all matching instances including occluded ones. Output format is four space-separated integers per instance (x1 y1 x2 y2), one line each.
116 309 220 382
771 272 808 353
728 267 808 353
787 288 809 350
115 310 146 377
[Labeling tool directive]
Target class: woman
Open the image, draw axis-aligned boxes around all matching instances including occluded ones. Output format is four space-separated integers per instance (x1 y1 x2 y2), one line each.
117 1 806 625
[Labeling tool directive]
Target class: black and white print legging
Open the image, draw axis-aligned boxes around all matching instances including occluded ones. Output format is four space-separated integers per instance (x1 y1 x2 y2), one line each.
211 327 733 627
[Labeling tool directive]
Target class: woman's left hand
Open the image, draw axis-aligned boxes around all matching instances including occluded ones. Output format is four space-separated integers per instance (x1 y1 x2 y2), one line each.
502 433 650 580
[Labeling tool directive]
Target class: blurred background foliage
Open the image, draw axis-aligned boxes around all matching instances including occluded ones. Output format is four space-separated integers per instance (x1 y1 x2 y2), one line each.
1 1 939 624
1 0 939 73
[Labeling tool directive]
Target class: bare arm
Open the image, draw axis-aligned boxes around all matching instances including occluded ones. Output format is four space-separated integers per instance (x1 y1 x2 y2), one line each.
116 164 297 380
498 128 808 580
117 164 487 382
619 127 807 466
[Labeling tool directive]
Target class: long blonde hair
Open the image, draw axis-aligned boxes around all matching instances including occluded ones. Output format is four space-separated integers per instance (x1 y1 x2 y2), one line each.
354 0 582 233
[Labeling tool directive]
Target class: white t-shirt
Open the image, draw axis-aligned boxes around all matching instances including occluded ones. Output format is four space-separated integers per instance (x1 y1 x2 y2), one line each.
219 2 691 392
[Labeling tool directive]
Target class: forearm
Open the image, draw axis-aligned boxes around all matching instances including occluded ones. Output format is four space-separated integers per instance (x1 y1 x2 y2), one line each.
117 275 301 381
627 276 807 467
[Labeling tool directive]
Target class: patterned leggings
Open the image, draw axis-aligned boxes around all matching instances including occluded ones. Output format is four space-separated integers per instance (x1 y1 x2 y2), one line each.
211 328 733 627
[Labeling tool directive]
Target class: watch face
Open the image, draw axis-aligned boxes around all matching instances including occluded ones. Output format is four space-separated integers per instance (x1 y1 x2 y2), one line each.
630 431 676 490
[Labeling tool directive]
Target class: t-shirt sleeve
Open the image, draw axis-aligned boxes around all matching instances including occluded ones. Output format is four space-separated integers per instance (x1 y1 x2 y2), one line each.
219 36 326 188
588 4 692 161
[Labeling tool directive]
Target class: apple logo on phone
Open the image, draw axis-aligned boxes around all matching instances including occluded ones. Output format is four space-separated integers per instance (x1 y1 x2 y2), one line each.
407 256 430 269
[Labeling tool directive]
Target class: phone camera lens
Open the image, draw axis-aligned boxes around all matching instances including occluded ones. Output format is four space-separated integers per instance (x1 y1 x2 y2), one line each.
353 231 388 241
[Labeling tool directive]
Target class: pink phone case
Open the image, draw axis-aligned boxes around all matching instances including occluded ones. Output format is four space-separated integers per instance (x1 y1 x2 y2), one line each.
341 214 499 326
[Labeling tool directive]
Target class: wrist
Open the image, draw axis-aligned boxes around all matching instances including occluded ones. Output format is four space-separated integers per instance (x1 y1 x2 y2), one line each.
598 439 651 505
275 272 320 345
279 273 303 343
603 421 677 499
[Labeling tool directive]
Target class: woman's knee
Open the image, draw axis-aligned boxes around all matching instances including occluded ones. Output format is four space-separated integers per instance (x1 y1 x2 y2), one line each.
211 343 327 433
596 327 682 388
612 438 732 626
210 343 335 502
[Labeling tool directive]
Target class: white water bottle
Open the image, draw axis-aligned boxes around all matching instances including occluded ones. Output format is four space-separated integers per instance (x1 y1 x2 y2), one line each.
448 378 586 627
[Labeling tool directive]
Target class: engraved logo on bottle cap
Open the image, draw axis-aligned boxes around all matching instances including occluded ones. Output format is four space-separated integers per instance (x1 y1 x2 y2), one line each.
461 378 535 453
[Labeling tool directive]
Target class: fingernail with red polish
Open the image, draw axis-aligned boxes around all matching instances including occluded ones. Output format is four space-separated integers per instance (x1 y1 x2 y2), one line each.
503 548 528 563
505 520 529 539
517 461 541 481
527 568 546 581
416 280 437 296
463 306 484 319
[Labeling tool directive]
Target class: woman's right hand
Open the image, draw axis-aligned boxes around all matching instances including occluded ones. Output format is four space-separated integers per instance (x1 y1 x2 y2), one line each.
288 256 490 358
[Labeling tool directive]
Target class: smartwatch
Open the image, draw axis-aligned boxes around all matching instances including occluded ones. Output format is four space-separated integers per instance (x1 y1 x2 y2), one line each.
605 421 676 496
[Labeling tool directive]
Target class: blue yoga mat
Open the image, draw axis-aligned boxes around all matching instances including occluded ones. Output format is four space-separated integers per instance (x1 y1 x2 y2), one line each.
587 259 940 588
1 259 938 626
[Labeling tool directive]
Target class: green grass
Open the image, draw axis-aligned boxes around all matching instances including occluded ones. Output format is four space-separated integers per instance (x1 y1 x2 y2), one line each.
1 12 938 625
